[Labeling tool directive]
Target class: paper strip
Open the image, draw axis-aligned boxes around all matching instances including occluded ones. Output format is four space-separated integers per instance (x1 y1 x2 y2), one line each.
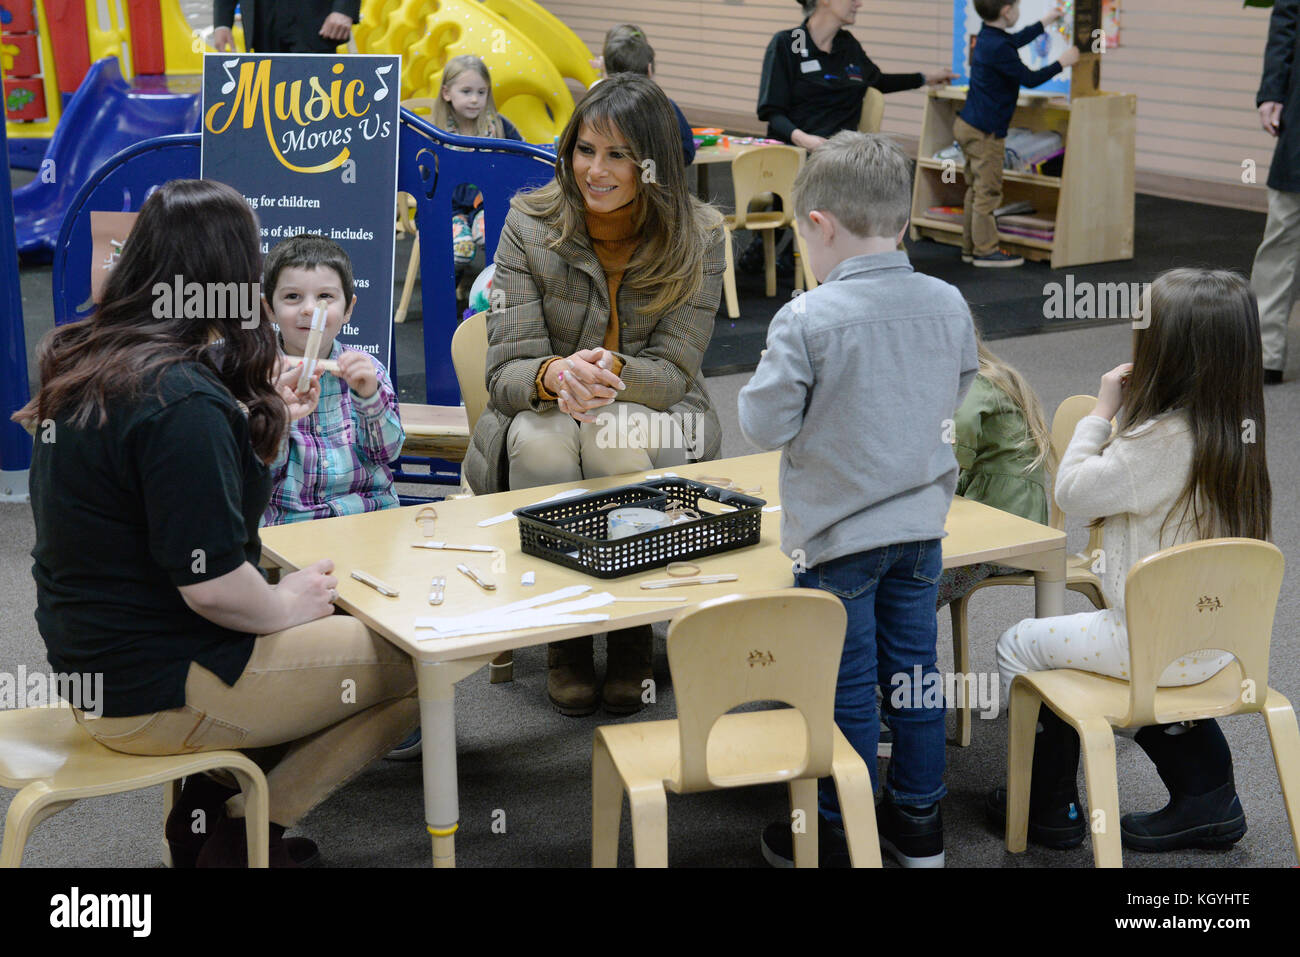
478 487 590 526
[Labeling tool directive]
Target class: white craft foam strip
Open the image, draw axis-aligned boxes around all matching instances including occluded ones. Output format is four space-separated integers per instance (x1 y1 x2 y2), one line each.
521 571 535 585
413 611 612 639
762 505 782 513
418 584 591 633
478 487 589 526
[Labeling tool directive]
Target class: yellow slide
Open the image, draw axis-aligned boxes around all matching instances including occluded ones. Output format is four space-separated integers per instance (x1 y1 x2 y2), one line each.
352 0 595 142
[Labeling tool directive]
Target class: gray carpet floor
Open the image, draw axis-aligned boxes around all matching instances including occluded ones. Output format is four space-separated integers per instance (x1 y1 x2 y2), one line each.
3 314 1299 868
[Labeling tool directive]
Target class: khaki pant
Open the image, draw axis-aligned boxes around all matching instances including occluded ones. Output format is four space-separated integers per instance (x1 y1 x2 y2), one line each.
953 116 1007 257
74 615 418 827
507 401 691 489
1250 187 1300 372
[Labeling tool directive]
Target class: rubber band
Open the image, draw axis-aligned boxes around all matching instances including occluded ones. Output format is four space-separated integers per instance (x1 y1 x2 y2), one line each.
427 823 459 837
666 562 700 577
415 506 437 537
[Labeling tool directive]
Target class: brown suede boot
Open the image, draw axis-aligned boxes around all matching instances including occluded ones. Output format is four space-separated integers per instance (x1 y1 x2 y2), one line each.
547 636 597 716
603 625 653 715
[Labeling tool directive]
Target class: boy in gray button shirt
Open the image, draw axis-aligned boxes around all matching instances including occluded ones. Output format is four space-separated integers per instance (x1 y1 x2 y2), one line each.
739 132 977 868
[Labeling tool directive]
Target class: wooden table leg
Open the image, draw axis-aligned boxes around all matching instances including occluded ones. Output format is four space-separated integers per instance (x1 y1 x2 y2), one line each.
1033 545 1066 618
697 164 710 203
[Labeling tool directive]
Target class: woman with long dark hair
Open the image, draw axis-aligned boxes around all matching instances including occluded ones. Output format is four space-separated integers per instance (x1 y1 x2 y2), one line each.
463 74 726 717
15 179 418 867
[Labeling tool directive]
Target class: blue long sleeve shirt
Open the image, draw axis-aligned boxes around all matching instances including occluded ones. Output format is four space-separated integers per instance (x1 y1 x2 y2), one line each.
959 21 1063 138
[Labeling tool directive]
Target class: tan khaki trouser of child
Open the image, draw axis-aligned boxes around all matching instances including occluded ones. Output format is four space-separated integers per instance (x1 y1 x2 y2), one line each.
953 116 1007 258
73 615 418 827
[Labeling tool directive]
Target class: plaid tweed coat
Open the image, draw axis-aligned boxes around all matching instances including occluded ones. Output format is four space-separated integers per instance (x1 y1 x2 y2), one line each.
463 205 726 494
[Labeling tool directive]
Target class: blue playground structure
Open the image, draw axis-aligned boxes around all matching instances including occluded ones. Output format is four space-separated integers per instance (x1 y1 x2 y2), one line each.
13 57 202 258
1 112 31 501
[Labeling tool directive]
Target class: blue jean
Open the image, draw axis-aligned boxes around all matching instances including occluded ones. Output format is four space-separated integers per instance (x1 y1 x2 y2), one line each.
796 540 947 824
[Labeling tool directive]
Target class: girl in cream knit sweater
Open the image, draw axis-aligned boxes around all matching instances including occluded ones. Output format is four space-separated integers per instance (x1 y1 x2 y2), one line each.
989 268 1273 855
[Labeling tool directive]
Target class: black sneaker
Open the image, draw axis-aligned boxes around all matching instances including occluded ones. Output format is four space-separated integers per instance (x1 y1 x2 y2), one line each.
1264 368 1284 385
985 786 1087 849
876 793 944 867
760 818 850 868
971 249 1024 268
1120 782 1246 852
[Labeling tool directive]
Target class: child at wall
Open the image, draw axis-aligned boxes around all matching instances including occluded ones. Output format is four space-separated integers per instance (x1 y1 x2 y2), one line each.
739 131 979 868
594 24 696 167
955 0 1078 267
431 55 525 267
989 268 1272 854
935 334 1055 606
261 234 405 526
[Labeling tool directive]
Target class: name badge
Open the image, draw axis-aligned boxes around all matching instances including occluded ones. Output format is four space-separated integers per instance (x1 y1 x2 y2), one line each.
800 60 821 73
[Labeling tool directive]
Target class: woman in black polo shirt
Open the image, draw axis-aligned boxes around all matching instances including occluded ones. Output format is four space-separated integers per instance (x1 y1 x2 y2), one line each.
758 0 956 150
14 179 418 867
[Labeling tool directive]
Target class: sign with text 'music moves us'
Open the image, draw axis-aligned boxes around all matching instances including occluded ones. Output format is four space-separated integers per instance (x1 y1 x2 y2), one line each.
201 53 401 367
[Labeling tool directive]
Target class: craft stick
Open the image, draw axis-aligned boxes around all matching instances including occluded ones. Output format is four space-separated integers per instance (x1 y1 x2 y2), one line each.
457 563 496 591
351 568 399 597
640 574 739 590
410 542 498 552
295 302 329 392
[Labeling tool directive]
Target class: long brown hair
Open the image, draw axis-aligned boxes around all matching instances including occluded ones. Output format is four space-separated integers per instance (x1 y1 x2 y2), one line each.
12 179 285 462
1101 268 1271 542
432 55 506 139
976 335 1056 474
512 73 723 316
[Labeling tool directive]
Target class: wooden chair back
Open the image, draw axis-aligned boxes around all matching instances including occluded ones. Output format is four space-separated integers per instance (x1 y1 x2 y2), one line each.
730 146 803 231
1046 394 1098 531
858 87 885 134
451 311 490 433
666 590 847 792
1122 538 1284 727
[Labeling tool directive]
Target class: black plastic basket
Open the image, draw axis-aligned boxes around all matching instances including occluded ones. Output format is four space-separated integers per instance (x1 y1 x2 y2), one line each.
513 478 766 578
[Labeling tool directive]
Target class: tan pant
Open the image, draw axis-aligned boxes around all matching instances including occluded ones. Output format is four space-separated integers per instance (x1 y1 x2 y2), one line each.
1250 187 1300 372
507 401 690 489
953 116 1007 257
73 615 418 827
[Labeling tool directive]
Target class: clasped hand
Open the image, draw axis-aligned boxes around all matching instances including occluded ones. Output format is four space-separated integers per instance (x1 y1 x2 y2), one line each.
544 348 625 423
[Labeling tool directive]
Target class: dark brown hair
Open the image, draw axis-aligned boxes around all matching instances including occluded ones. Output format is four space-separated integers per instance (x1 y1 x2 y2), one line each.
264 232 355 306
12 178 285 462
974 0 1015 21
1101 268 1271 542
512 74 722 316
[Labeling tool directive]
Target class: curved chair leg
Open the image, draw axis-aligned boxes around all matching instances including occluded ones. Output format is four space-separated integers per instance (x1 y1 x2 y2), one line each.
395 233 420 324
788 778 818 868
1 784 75 868
591 734 624 868
489 651 514 684
829 750 882 867
1076 716 1121 868
227 765 270 869
1004 680 1040 854
950 595 973 747
1069 581 1106 611
722 226 740 320
762 229 777 297
627 786 669 868
1261 689 1300 863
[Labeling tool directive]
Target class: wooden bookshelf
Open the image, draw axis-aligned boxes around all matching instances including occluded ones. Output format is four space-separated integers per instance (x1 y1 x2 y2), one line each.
909 86 1136 269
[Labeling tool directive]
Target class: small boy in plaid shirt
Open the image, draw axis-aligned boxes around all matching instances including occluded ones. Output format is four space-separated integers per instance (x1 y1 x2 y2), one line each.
262 234 405 526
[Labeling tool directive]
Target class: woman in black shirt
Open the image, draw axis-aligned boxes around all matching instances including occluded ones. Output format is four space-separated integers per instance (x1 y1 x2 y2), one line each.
758 0 956 150
14 179 418 867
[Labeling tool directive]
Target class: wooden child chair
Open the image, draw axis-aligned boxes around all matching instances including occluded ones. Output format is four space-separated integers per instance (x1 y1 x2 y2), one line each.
948 394 1106 746
721 145 810 318
0 704 270 867
1005 538 1300 868
591 590 882 867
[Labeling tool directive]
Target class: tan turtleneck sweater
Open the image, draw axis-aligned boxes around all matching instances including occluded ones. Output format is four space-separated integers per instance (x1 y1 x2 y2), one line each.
536 199 640 400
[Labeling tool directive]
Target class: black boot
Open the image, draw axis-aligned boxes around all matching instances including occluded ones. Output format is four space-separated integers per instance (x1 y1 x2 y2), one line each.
1122 721 1246 851
987 705 1086 849
165 774 239 867
602 626 653 714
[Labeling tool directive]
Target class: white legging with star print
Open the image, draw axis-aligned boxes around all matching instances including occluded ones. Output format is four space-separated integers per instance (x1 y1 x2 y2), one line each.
996 608 1235 699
